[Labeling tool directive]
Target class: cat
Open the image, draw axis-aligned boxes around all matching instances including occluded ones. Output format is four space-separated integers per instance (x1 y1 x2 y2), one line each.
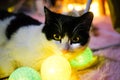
0 7 93 79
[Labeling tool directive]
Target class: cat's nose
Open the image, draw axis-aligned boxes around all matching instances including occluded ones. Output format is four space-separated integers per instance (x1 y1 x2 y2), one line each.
65 43 70 50
63 43 73 53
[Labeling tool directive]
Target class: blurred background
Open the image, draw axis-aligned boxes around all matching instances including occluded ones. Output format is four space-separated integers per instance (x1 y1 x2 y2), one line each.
0 0 120 32
0 1 120 79
0 0 120 49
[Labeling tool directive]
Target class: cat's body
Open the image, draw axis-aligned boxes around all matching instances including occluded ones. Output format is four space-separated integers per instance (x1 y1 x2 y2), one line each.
0 7 93 79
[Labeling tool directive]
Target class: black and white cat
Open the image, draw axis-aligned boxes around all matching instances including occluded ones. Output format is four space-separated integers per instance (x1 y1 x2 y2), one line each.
0 7 93 79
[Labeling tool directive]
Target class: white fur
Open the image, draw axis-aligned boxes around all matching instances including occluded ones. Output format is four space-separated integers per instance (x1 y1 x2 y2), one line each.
0 24 62 78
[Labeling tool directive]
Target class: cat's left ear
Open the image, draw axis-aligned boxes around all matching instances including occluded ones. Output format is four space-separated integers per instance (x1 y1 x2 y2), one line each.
44 6 51 15
44 6 53 24
80 12 94 31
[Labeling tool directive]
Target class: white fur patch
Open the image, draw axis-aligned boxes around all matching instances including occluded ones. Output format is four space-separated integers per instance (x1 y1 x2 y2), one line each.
0 24 62 78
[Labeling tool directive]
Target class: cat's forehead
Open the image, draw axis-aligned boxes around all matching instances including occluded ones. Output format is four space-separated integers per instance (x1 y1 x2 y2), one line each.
44 8 81 24
55 14 78 22
46 13 82 26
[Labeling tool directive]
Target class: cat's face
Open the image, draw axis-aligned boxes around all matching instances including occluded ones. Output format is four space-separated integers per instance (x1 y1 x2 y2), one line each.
42 7 93 54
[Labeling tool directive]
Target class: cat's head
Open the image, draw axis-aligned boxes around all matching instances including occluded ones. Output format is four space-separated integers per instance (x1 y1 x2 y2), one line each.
42 7 93 56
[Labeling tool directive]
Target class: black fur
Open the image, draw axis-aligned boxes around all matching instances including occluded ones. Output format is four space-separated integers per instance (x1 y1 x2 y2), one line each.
5 13 41 39
0 10 14 20
42 7 93 45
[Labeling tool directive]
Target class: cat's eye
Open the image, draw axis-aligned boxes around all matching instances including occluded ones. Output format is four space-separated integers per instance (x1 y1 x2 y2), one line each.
53 34 61 41
71 37 80 42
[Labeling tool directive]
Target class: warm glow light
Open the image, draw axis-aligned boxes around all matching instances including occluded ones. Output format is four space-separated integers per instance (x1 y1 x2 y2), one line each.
105 1 110 15
68 4 74 11
67 3 85 11
90 1 100 17
41 55 71 80
66 1 106 17
63 0 110 17
74 5 83 11
8 7 14 12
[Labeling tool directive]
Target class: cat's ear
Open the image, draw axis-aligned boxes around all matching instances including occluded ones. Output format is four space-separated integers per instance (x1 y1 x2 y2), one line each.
44 7 52 18
81 12 93 22
80 12 94 31
44 7 53 24
44 7 50 14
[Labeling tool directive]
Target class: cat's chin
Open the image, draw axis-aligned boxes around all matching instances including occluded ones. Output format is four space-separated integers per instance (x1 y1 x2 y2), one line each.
62 45 88 60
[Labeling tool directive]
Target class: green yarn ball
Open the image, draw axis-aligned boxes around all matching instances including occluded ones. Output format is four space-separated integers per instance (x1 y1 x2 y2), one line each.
8 67 41 80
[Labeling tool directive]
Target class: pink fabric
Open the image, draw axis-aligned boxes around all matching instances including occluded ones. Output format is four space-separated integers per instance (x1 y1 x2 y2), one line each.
86 15 120 80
